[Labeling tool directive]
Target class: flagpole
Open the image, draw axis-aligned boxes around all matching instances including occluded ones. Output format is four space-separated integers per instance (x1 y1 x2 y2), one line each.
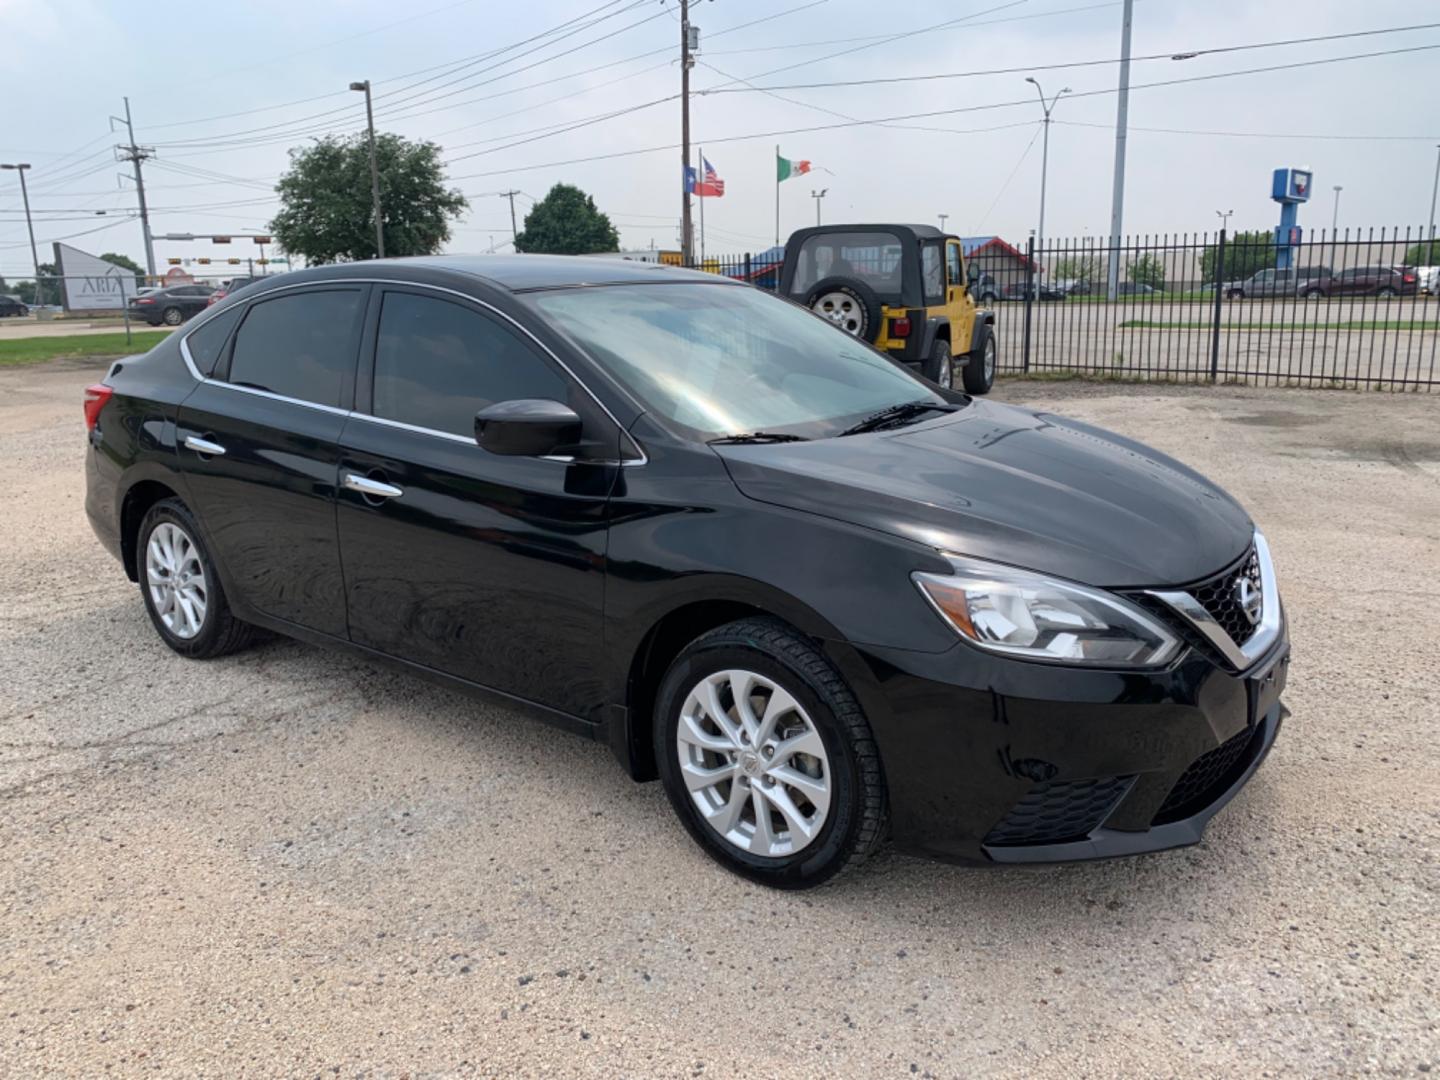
775 145 780 246
698 146 706 265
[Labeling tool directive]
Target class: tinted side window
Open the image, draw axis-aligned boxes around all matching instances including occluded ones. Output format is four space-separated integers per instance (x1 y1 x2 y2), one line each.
372 291 568 438
184 306 244 377
227 289 364 407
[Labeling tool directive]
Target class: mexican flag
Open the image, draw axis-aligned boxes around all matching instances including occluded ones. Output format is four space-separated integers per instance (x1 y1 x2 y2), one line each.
777 152 812 182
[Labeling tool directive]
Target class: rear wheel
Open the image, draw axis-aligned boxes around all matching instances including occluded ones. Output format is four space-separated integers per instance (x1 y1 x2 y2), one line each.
961 327 996 395
925 338 953 389
1377 286 1397 299
138 498 257 659
654 618 887 888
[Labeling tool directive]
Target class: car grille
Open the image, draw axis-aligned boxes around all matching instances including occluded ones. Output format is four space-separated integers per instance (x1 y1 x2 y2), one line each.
984 775 1133 847
1190 547 1262 647
1152 725 1260 825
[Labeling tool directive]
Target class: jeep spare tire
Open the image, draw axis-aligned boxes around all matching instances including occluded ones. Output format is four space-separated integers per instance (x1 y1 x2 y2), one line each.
804 277 882 342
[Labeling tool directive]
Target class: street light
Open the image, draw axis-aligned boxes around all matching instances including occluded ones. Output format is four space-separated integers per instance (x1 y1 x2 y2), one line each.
1216 209 1233 230
1331 186 1342 234
1 163 42 306
938 213 949 232
349 80 385 259
1024 77 1070 261
811 188 828 226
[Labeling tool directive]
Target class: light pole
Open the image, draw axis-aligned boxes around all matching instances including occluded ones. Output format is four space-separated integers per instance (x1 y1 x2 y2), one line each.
1025 77 1070 268
938 213 949 232
1 163 41 306
1429 145 1439 244
811 188 828 226
350 80 385 259
1216 209 1233 230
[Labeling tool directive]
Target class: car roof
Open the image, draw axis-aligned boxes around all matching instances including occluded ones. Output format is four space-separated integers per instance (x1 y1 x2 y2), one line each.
384 254 737 291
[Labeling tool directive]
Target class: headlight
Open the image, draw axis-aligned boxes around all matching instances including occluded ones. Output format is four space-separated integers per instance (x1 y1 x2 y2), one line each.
913 555 1180 668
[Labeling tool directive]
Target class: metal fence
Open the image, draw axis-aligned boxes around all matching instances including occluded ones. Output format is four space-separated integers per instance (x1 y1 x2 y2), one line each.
692 228 1440 390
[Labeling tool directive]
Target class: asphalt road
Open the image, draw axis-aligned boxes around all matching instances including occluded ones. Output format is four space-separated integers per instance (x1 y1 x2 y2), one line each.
1 359 1437 1077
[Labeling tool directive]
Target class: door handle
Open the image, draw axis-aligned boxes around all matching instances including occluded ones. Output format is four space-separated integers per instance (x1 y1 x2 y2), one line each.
343 473 403 500
184 434 226 456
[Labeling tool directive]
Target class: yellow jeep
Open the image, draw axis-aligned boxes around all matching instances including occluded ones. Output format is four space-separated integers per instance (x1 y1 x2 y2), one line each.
778 224 997 394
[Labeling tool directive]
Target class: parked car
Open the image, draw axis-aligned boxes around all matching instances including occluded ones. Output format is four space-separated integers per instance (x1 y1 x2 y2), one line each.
1224 267 1331 300
1002 280 1068 301
0 294 29 317
206 276 264 306
1304 266 1420 299
1416 266 1440 295
780 224 997 393
969 270 1001 304
1114 282 1160 296
129 284 215 326
83 257 1289 888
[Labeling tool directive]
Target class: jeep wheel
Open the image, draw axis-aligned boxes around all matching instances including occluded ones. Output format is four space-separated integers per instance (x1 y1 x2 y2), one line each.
925 338 953 389
962 327 996 395
804 277 881 342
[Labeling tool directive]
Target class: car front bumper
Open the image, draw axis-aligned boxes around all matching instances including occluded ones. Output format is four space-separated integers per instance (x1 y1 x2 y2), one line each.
836 625 1290 865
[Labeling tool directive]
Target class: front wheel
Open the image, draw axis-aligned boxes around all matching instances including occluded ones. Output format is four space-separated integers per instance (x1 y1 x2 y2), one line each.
962 327 997 394
161 306 184 326
1376 286 1397 299
654 618 887 889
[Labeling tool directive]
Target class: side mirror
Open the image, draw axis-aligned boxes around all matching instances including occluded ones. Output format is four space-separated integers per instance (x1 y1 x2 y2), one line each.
474 399 582 457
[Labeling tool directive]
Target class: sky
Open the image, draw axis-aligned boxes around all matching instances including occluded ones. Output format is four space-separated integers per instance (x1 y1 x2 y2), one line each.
1 0 1437 278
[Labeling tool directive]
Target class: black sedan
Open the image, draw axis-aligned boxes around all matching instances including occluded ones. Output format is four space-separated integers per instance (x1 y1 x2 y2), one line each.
128 284 215 326
83 257 1289 888
0 294 29 317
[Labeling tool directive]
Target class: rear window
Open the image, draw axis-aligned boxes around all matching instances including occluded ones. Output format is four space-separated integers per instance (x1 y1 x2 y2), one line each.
789 231 904 300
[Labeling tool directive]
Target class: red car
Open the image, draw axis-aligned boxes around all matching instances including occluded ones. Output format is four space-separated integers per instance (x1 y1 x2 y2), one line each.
206 276 264 306
1305 266 1420 299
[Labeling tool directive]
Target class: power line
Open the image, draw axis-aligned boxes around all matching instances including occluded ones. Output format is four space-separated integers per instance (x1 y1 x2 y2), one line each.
446 39 1440 180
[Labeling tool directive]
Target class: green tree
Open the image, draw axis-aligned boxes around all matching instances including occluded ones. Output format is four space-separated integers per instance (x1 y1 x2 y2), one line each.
270 133 467 264
513 183 619 255
1403 239 1440 266
1051 254 1100 284
12 262 58 305
99 252 145 289
1127 253 1165 288
1200 229 1274 283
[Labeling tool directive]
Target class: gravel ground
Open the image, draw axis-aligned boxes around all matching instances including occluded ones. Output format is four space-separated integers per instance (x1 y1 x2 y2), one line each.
1 359 1437 1078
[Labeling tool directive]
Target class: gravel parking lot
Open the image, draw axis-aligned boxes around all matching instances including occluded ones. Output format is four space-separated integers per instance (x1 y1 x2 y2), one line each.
2 358 1436 1077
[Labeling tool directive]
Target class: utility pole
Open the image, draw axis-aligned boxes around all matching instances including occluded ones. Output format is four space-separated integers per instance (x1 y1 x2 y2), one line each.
1331 186 1342 232
1429 145 1439 243
112 98 156 279
1025 77 1070 269
811 188 828 226
938 213 949 232
350 80 385 258
500 190 520 242
679 0 695 264
1105 0 1134 301
0 163 41 305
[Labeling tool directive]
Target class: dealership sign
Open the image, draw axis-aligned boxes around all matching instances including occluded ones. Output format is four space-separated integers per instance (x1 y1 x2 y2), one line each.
52 242 136 311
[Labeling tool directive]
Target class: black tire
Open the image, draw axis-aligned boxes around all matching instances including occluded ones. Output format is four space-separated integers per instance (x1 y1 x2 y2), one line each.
653 617 887 889
1303 288 1323 300
961 326 996 395
161 306 184 326
979 290 999 305
923 337 953 388
1227 289 1244 300
1376 286 1397 299
802 276 882 343
138 498 258 659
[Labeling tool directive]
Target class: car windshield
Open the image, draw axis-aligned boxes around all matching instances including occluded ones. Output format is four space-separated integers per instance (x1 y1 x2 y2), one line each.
527 283 948 442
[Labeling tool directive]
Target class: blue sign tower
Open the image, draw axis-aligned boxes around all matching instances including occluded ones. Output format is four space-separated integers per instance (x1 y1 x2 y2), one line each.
1271 167 1312 270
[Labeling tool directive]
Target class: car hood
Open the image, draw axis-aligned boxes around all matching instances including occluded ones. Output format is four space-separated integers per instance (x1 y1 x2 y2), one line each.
713 399 1253 587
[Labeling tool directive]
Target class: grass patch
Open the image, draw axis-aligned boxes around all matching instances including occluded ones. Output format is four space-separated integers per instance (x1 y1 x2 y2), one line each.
1118 319 1440 331
0 331 170 366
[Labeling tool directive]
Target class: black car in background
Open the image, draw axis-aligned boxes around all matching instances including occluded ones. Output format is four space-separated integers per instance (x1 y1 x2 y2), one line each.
205 276 264 307
129 284 215 326
83 257 1289 888
0 294 29 317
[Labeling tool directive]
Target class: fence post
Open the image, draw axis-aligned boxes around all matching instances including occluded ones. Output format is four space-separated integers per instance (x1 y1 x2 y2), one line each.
1209 227 1226 382
744 252 751 287
1022 235 1035 373
121 277 132 346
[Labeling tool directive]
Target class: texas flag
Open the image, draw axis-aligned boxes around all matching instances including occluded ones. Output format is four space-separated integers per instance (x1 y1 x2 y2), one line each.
684 156 726 197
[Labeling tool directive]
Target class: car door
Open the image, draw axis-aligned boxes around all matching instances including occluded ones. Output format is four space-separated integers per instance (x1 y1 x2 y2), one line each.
944 240 974 348
175 284 368 638
1330 269 1361 296
335 286 622 718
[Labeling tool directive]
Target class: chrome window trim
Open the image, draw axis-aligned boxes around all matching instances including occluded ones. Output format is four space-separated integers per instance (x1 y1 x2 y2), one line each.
179 276 647 465
1147 530 1282 672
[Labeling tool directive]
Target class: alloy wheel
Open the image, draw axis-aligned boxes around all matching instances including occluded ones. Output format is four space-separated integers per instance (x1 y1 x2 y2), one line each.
146 521 208 639
811 292 864 336
162 307 184 325
675 668 832 858
984 334 996 383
